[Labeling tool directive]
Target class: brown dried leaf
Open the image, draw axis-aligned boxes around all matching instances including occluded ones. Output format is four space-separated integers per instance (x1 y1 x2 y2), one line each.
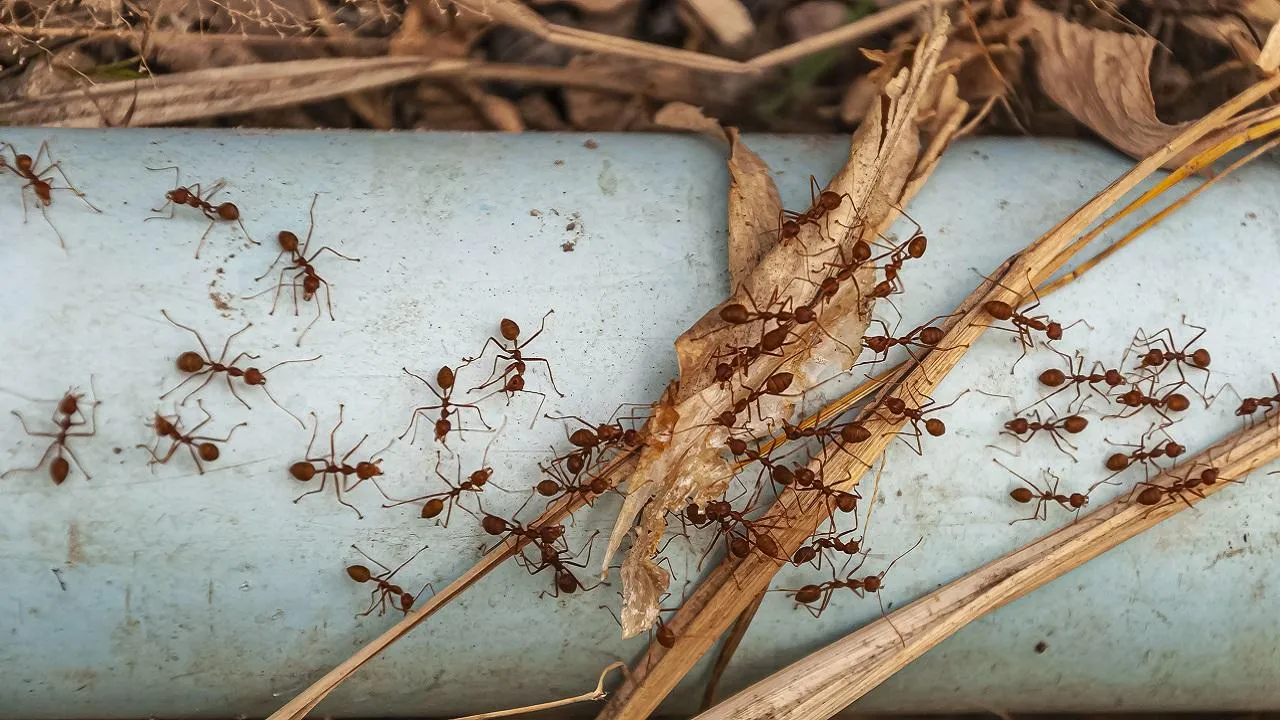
528 0 635 14
680 0 756 48
1259 16 1280 71
724 128 783 288
606 11 957 638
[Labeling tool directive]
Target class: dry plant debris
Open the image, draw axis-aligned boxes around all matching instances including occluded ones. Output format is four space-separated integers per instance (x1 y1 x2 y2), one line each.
0 0 1275 158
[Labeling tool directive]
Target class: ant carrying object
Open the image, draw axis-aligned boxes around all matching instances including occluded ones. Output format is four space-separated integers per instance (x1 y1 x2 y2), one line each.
160 310 317 427
995 459 1089 524
290 405 391 519
467 311 565 420
147 166 255 258
345 544 434 617
246 194 360 346
2 383 100 485
138 400 246 475
0 140 102 248
401 365 491 447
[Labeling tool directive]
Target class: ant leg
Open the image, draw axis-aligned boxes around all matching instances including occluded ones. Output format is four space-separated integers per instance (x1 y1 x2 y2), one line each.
214 322 253 364
0 438 58 479
517 309 556 350
333 477 364 520
520 357 565 398
297 297 324 347
165 370 216 406
35 202 67 250
310 246 360 263
44 162 101 213
236 218 257 246
195 219 216 259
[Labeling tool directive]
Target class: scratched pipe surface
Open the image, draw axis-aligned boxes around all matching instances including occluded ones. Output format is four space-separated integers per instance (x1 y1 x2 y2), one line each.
0 131 1278 719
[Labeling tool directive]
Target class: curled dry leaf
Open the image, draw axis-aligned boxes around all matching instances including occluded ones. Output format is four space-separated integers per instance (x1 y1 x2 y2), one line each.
607 11 958 639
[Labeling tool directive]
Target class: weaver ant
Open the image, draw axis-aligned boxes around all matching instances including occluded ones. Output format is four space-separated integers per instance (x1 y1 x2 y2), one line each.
401 365 491 447
1130 477 1205 510
1126 317 1212 399
480 513 567 552
290 405 390 519
246 194 361 346
689 499 787 566
1093 433 1185 489
875 222 928 294
995 459 1089 523
999 410 1088 459
515 530 606 598
1027 348 1128 414
147 165 255 258
787 537 922 643
345 544 433 617
791 528 867 572
383 448 501 526
975 274 1083 371
160 310 317 427
533 460 611 508
546 411 644 464
874 391 967 454
1226 373 1280 422
2 384 100 485
138 399 246 475
860 315 957 365
0 140 101 248
468 311 565 417
776 175 855 245
1109 384 1191 423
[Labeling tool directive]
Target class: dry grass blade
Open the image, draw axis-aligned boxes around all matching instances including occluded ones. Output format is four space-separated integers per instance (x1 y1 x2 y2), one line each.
594 66 1280 720
447 661 626 720
696 418 1280 720
0 57 706 127
700 589 766 711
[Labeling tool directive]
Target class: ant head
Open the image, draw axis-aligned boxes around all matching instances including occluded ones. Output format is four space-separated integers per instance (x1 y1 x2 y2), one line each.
865 336 890 353
278 230 300 252
793 305 816 324
1192 349 1211 368
589 476 610 494
216 202 240 221
924 418 946 437
1038 368 1066 387
58 392 81 416
289 462 316 482
1105 369 1126 386
1166 393 1190 412
714 362 734 383
719 303 749 324
983 300 1014 320
176 351 205 373
51 457 69 484
499 318 520 341
1238 399 1259 415
1009 487 1034 503
421 498 445 519
1118 389 1143 406
470 467 493 486
302 274 320 298
436 366 455 390
152 414 175 435
537 524 564 544
197 443 220 462
346 565 372 583
356 461 382 480
714 410 738 429
1105 453 1130 472
399 592 415 611
1201 467 1220 483
536 478 561 496
243 368 266 385
481 514 508 535
1063 416 1088 434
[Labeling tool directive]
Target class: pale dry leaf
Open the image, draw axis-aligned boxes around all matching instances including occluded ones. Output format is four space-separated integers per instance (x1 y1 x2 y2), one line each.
606 11 955 638
724 127 783 288
680 0 756 48
1022 1 1182 161
528 0 634 14
462 82 525 131
653 101 727 141
1259 17 1280 71
840 45 907 125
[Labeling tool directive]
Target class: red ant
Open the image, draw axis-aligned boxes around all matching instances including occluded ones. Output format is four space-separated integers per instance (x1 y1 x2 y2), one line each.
786 538 922 643
999 410 1088 459
875 223 928 294
345 544 433 617
147 165 255 258
1109 384 1191 423
515 531 606 598
687 499 786 566
776 418 873 466
138 399 246 475
775 176 855 245
289 405 390 519
975 275 1083 371
160 310 317 427
1027 348 1128 414
1226 373 1280 422
792 469 861 521
468 311 565 416
0 140 101 248
996 460 1089 523
401 365 491 446
1126 317 1212 398
1092 433 1185 489
247 194 360 346
383 448 501 526
480 513 567 551
533 461 610 506
1130 477 1205 510
860 315 956 366
791 529 866 572
874 391 967 454
546 411 644 468
2 384 100 485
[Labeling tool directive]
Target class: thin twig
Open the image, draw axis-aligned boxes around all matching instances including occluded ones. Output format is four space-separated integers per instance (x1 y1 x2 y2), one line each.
695 416 1280 720
448 661 625 720
699 590 766 711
